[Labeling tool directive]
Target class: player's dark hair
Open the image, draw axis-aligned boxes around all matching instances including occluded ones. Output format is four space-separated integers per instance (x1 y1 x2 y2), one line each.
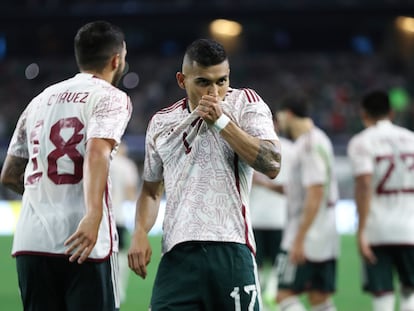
361 90 391 118
281 93 310 118
185 38 227 67
74 21 125 72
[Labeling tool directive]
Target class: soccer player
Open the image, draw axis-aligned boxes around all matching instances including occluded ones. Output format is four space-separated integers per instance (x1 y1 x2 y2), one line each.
0 21 132 311
275 94 339 311
250 133 293 309
347 90 414 311
109 142 140 303
127 38 281 310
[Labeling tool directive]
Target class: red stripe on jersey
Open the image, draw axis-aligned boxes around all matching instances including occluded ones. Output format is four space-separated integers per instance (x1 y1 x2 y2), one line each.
243 88 260 103
233 154 255 255
158 98 186 115
242 204 255 255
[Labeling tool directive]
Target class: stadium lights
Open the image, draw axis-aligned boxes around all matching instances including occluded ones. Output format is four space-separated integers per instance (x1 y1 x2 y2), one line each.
209 19 243 38
209 19 243 54
396 16 414 33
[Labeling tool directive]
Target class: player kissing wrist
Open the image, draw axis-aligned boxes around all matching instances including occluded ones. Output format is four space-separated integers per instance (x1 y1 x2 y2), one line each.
212 114 230 132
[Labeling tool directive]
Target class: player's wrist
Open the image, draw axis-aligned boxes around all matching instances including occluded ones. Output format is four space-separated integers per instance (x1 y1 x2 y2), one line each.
212 114 230 132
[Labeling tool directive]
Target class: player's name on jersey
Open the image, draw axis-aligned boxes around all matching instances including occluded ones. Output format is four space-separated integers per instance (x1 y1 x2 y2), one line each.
47 92 90 105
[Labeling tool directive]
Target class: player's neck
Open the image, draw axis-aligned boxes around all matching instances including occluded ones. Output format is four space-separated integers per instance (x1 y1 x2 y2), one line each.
365 117 390 128
81 70 112 85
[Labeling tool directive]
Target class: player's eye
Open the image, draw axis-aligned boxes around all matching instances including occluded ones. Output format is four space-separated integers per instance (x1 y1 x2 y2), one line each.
196 79 211 87
217 78 227 86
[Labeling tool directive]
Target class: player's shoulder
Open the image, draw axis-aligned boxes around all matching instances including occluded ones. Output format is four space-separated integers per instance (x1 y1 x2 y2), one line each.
280 136 294 149
226 87 263 104
312 127 332 144
147 97 187 129
347 128 371 156
154 98 187 117
392 123 414 136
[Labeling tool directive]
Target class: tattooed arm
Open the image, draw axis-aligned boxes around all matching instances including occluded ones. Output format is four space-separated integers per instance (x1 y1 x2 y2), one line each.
220 122 281 179
0 155 28 195
196 94 280 178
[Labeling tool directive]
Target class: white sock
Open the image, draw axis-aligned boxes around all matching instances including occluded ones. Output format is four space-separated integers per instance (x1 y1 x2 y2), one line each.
372 293 395 311
279 296 307 311
401 288 414 311
263 265 278 300
311 298 337 311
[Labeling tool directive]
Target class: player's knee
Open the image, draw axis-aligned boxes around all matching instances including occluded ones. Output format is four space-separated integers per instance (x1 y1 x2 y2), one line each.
277 295 307 311
310 298 337 311
372 293 395 311
307 291 332 305
401 287 414 311
277 289 295 304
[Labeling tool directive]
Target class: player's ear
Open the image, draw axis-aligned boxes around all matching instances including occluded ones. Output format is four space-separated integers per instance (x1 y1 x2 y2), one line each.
389 110 395 121
176 72 185 89
111 53 120 70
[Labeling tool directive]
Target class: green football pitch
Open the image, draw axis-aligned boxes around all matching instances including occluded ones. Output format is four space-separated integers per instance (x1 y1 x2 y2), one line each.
0 234 393 310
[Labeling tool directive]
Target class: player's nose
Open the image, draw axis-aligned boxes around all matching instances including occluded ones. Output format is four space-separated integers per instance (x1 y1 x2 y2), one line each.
207 85 219 97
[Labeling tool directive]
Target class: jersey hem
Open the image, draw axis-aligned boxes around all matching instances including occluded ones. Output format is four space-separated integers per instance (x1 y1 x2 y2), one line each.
12 250 112 262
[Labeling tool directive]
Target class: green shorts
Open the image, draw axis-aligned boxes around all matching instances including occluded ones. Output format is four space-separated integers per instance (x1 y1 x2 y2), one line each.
16 254 119 311
150 241 262 311
362 245 414 295
276 250 337 294
253 228 282 267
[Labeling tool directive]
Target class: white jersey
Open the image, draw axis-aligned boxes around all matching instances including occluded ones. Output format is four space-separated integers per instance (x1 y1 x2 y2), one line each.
144 88 278 254
249 137 293 229
281 127 339 261
7 73 132 260
347 120 414 245
110 153 139 226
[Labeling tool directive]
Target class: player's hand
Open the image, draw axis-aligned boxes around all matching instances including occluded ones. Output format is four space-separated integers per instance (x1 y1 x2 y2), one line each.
128 228 152 279
290 236 306 265
196 95 222 125
64 214 101 264
357 232 376 264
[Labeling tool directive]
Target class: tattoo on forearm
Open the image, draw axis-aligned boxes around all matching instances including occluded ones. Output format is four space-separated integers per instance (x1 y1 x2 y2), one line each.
4 158 27 194
252 140 281 174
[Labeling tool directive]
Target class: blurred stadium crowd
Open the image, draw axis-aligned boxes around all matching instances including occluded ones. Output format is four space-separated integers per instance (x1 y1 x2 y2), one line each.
1 52 412 153
1 0 414 199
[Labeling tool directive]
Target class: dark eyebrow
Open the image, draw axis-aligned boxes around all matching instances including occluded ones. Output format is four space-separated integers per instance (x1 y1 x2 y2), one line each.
194 75 228 83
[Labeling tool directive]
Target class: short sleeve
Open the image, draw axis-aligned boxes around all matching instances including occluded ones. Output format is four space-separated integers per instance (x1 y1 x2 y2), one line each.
347 135 373 176
143 117 164 182
7 106 29 159
87 90 132 144
302 145 329 187
238 89 278 141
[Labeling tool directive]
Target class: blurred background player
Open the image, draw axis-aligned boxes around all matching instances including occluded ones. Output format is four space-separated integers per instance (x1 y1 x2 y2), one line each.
275 94 339 311
250 117 294 310
347 90 414 311
110 141 140 303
